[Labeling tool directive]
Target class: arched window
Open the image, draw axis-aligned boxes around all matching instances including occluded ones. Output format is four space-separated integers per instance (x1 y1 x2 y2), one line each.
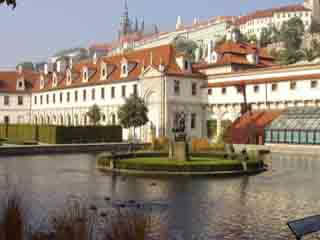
111 114 116 125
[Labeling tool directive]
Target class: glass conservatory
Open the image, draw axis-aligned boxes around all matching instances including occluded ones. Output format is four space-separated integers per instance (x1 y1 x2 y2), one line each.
265 107 320 145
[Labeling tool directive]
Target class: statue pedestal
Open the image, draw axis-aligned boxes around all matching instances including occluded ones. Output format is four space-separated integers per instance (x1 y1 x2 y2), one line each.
169 141 189 161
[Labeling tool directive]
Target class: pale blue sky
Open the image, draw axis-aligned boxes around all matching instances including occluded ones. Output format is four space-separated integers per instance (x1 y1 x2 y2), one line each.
0 0 297 68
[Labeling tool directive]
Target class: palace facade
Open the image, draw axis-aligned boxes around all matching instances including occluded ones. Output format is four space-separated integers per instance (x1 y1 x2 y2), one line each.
4 38 320 142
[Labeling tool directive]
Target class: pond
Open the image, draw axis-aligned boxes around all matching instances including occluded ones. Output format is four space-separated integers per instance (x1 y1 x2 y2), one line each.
0 152 319 240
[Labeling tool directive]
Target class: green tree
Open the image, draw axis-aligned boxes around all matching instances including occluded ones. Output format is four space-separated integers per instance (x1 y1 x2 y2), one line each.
172 37 198 59
248 34 258 44
0 0 16 8
260 27 273 47
301 39 320 61
277 49 303 65
280 17 305 50
118 95 149 140
16 62 34 71
86 104 101 126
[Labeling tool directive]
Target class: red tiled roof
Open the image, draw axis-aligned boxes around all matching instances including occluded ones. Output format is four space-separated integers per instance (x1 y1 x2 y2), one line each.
31 44 205 92
234 4 311 25
193 41 274 69
206 73 320 88
229 110 282 144
0 70 39 93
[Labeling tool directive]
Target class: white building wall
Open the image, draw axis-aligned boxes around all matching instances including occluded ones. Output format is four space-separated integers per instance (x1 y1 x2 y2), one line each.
0 93 31 124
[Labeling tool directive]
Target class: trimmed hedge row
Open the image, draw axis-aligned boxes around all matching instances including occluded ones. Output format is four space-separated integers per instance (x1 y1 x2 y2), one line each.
0 124 122 144
112 161 263 172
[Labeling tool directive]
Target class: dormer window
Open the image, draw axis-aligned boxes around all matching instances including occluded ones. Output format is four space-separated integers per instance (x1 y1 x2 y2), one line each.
52 73 58 88
184 60 189 71
121 58 128 78
16 79 25 90
101 62 107 80
66 70 72 86
40 75 44 89
83 67 88 82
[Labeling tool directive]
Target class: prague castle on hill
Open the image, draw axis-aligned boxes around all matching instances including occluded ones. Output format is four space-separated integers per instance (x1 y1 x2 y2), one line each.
2 0 320 145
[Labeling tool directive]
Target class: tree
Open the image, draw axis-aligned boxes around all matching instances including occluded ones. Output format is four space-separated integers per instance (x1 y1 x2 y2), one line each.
277 48 303 65
0 0 16 8
172 37 198 60
260 27 273 47
86 104 101 126
16 62 34 71
248 34 258 44
118 95 149 140
280 17 305 50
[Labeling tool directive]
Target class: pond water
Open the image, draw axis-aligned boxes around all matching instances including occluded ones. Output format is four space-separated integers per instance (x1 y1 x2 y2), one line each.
0 152 319 240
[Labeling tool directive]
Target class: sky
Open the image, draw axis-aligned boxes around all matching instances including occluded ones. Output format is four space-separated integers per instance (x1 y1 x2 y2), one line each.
0 0 299 69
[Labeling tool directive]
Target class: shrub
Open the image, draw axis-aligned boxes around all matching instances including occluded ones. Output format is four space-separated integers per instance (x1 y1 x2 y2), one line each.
191 138 211 152
0 193 25 240
210 143 225 152
101 211 151 240
151 137 169 152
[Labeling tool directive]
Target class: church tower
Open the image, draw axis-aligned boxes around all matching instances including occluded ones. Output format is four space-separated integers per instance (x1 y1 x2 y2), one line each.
119 0 132 39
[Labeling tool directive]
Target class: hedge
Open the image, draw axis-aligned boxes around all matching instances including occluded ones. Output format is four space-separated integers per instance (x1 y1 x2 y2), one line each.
0 124 122 144
110 160 263 172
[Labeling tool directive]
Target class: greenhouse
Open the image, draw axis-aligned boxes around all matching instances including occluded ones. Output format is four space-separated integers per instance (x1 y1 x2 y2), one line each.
265 107 320 145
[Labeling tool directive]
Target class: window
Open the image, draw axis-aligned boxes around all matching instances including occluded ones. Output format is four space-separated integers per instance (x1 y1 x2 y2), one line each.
46 94 49 104
174 80 180 95
18 96 23 105
191 113 196 129
271 83 278 91
111 114 116 125
67 92 70 102
4 96 9 106
18 81 23 88
122 85 126 97
254 85 259 93
290 81 296 90
221 87 227 95
184 60 189 70
111 87 115 99
311 80 318 88
40 95 43 105
60 92 63 103
4 116 9 124
74 90 78 102
53 94 56 104
92 88 95 100
34 96 37 105
83 90 87 101
237 86 242 94
83 70 88 82
133 84 138 96
192 83 197 96
101 88 105 99
208 89 212 95
122 65 126 74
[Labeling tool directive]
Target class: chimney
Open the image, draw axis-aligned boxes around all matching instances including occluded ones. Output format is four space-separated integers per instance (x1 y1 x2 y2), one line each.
93 53 97 65
176 16 183 30
69 58 73 69
207 40 212 63
17 65 23 74
44 63 48 75
56 60 61 73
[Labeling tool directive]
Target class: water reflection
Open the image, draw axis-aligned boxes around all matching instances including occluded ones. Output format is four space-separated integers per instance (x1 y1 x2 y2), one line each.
0 153 320 239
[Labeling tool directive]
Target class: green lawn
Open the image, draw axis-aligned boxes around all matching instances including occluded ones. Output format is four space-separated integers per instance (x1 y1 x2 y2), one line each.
119 157 260 166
